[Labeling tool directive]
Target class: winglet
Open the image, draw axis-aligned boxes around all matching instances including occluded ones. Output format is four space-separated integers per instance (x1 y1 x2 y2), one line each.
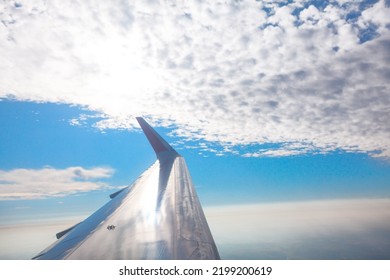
136 117 180 161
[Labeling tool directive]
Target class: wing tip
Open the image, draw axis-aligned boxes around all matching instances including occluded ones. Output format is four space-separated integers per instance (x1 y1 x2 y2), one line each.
136 117 179 160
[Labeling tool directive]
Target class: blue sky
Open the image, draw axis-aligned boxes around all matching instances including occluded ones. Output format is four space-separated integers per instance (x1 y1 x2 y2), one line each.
1 0 390 259
1 99 389 215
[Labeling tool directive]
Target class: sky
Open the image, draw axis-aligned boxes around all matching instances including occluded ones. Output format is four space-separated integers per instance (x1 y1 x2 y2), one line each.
0 0 390 259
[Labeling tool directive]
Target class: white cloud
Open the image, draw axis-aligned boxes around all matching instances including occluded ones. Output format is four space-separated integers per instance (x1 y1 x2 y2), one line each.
1 0 389 158
0 166 114 200
359 0 390 34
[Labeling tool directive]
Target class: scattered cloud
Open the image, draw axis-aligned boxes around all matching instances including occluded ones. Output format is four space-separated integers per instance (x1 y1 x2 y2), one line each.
0 166 114 200
1 0 389 158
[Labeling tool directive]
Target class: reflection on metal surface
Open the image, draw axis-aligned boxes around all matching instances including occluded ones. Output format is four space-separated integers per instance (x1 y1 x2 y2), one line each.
33 118 220 260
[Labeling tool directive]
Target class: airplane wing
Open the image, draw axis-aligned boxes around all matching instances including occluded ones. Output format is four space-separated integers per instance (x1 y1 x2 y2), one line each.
32 117 220 260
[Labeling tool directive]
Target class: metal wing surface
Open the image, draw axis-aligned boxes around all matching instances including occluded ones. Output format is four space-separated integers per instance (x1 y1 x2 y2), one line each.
33 117 219 260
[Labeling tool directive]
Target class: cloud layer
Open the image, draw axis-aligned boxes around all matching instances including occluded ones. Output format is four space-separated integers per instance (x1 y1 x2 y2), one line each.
0 219 81 259
0 166 114 200
1 0 389 157
205 198 390 259
2 199 389 259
